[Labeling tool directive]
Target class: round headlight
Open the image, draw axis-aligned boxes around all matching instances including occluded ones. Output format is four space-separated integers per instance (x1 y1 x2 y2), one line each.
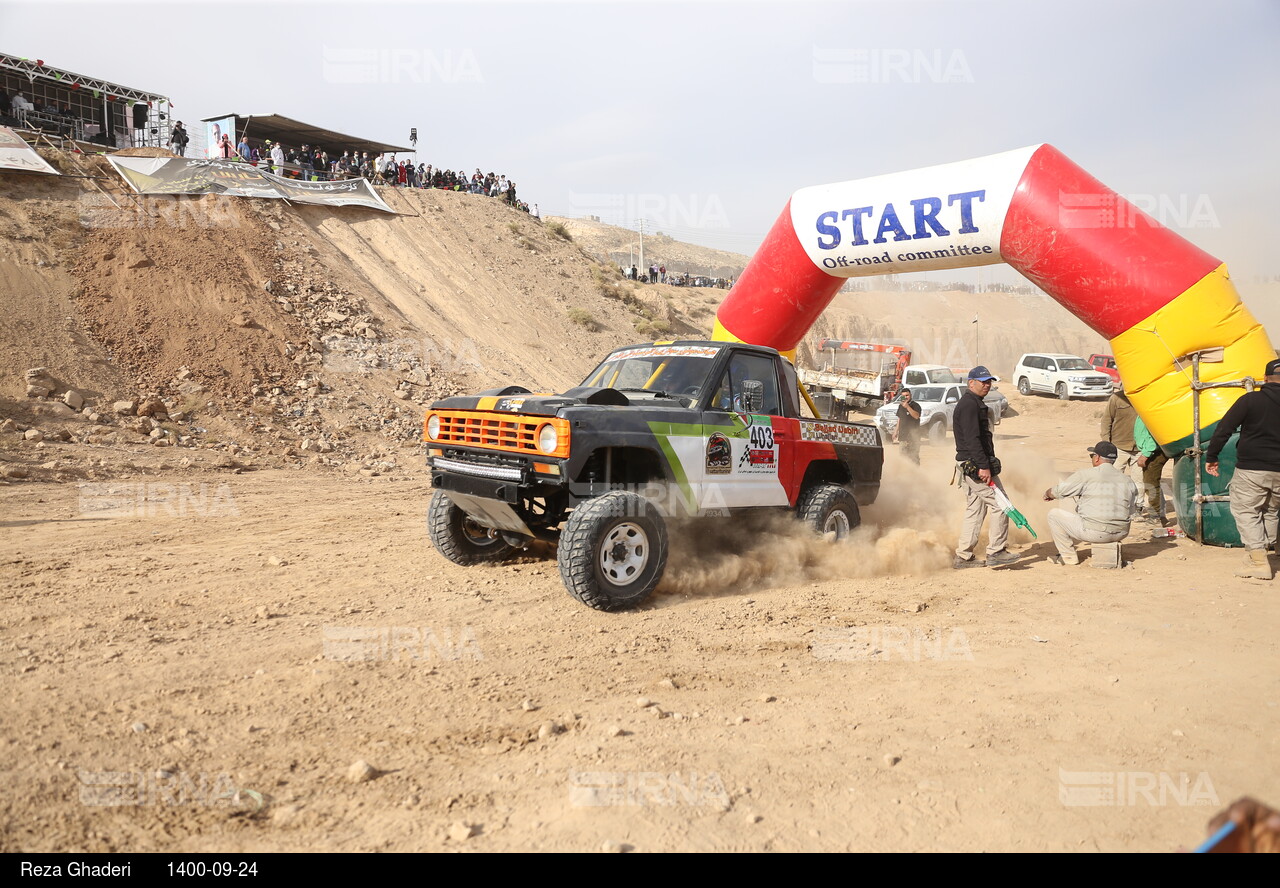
426 414 440 440
537 423 558 454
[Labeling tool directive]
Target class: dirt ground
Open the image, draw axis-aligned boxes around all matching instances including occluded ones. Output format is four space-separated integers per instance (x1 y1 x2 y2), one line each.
2 389 1276 853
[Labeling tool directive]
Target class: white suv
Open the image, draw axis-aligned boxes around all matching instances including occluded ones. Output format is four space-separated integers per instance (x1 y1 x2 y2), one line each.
1013 353 1113 400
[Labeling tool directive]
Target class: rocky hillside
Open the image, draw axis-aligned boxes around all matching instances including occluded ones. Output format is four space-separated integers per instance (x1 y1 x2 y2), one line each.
4 141 1272 485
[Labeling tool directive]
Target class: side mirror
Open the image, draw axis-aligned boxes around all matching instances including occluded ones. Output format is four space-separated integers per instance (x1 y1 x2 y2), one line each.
741 380 764 413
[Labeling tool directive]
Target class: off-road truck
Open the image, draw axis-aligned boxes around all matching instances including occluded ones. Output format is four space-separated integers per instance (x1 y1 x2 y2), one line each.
423 340 883 611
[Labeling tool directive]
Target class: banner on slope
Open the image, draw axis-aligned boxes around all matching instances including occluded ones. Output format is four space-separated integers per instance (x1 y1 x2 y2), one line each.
106 156 393 213
0 127 61 176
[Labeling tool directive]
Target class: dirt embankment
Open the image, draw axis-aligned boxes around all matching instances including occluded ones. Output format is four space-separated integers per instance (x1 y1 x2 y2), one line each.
0 149 712 482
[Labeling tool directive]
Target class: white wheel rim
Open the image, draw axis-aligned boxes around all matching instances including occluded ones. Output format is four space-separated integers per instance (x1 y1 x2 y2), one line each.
823 510 851 540
600 522 649 585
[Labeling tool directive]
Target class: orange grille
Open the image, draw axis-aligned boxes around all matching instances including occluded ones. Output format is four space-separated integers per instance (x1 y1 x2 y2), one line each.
424 411 570 458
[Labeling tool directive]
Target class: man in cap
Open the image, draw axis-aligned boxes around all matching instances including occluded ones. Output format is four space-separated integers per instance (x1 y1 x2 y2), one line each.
953 366 1020 568
1042 441 1139 565
1205 357 1280 580
1101 380 1140 484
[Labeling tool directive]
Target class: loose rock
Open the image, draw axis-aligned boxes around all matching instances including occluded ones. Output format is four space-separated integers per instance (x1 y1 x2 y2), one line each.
448 821 476 842
346 760 377 783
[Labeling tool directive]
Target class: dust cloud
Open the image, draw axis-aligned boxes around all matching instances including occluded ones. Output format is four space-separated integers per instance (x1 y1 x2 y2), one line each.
654 444 1068 599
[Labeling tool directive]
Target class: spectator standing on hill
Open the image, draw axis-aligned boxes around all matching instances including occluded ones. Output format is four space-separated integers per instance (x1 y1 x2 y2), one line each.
11 92 33 120
237 136 251 162
1205 357 1280 580
270 141 284 175
218 133 235 159
168 121 189 156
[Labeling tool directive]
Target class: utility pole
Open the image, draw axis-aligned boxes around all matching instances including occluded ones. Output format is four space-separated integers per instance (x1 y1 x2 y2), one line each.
635 218 646 278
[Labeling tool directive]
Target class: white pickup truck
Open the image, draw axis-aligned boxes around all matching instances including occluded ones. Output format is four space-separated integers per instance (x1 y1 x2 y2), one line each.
875 381 1005 444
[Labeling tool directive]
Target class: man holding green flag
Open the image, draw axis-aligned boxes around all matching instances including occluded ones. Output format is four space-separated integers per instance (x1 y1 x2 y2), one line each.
1042 442 1139 565
953 366 1020 569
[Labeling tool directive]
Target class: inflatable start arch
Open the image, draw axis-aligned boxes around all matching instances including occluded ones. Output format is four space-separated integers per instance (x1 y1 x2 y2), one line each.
713 145 1275 544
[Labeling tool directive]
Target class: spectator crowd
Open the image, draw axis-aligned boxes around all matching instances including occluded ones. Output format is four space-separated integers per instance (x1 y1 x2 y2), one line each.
624 263 734 288
173 130 535 215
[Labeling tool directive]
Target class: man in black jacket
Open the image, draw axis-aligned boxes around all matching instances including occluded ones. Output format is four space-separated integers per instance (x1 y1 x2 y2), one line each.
1206 357 1280 580
953 366 1019 568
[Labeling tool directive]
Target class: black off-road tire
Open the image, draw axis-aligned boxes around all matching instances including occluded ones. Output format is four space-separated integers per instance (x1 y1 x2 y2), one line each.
798 483 861 541
557 491 668 612
1017 377 1031 396
427 489 513 565
1056 382 1070 401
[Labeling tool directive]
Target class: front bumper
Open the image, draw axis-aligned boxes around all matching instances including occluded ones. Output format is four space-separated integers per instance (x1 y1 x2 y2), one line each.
428 448 568 539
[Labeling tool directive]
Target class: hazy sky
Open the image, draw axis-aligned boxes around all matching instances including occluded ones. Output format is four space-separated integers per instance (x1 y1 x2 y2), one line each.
4 0 1278 281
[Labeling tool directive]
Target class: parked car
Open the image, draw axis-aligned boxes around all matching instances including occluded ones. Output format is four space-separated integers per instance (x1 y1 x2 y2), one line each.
1012 353 1113 400
901 363 959 387
876 383 1003 444
1089 353 1120 384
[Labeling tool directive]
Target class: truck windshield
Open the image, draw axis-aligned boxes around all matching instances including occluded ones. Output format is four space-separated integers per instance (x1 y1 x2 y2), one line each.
910 386 945 403
582 344 720 396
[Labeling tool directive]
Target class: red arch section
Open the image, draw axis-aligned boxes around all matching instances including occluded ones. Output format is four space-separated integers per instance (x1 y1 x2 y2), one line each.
999 145 1220 340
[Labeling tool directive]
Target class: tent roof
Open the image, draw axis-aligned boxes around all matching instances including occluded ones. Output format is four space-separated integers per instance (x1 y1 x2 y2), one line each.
201 113 412 154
